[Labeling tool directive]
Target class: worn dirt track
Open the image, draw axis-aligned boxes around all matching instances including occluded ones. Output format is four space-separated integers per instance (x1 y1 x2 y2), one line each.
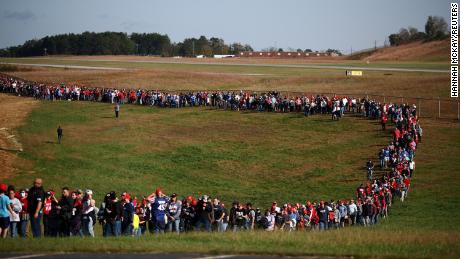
0 94 38 180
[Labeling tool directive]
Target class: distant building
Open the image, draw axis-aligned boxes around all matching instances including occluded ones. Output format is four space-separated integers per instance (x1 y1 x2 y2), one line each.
213 54 236 58
238 51 335 58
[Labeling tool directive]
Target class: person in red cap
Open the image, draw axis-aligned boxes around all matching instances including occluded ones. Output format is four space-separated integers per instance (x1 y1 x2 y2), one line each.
0 183 16 238
121 192 134 235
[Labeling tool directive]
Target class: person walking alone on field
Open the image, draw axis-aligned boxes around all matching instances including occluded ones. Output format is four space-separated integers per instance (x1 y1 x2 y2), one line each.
114 103 120 118
57 126 63 144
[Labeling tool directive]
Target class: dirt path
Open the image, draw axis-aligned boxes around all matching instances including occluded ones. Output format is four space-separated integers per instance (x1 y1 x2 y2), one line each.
0 94 38 180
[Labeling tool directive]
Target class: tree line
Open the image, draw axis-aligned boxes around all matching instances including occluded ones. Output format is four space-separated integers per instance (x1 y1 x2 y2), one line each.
388 16 449 46
0 32 254 57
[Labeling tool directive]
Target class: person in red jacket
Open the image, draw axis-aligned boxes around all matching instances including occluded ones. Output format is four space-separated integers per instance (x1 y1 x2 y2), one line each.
381 114 388 131
394 128 401 142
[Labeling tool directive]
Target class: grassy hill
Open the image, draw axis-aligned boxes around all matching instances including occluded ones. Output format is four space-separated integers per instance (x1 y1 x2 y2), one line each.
11 101 387 206
349 39 449 62
0 97 459 257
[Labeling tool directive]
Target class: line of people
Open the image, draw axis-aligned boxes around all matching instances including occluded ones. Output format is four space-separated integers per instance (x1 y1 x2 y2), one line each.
0 89 421 238
0 73 375 119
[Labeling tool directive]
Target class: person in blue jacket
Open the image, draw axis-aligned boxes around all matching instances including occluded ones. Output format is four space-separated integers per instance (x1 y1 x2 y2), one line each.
148 188 169 234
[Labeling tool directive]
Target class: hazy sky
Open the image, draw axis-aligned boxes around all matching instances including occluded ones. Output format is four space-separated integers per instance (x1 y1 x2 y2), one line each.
0 0 452 53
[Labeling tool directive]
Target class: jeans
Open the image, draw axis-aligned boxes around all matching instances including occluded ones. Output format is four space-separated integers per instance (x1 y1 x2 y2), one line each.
103 222 115 237
319 221 327 231
19 220 28 238
123 223 133 236
217 219 228 232
364 216 371 226
154 217 166 234
195 217 211 232
9 221 18 237
29 212 42 238
304 107 310 116
373 214 379 225
349 213 357 225
82 216 94 237
114 220 122 236
133 227 142 236
167 219 180 233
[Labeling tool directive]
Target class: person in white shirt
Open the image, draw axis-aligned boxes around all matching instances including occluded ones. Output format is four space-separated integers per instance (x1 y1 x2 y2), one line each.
9 189 22 238
82 190 96 237
265 211 275 231
409 160 415 177
348 200 358 225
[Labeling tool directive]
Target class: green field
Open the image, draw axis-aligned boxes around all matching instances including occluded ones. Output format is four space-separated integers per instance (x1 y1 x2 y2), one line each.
1 98 460 257
11 101 386 206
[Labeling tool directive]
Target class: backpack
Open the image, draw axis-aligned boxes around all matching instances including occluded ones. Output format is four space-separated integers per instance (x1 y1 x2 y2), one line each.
328 211 335 221
259 216 270 229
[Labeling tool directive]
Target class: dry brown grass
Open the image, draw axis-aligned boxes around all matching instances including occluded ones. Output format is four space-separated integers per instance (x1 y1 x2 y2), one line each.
0 94 38 180
8 66 450 99
363 39 449 62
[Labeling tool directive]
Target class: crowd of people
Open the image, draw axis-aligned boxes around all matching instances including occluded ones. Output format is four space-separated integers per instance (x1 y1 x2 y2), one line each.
1 73 372 119
0 73 422 238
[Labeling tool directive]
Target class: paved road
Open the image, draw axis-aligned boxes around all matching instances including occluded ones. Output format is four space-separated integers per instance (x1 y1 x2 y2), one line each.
1 60 449 73
0 253 350 259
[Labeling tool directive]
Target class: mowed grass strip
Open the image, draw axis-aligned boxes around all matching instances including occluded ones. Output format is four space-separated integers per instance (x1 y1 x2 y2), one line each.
0 230 459 257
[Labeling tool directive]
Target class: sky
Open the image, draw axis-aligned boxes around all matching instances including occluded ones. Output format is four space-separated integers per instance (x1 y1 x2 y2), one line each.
0 0 453 53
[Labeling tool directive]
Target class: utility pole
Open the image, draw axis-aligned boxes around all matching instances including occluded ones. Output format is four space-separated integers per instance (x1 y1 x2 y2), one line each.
44 48 47 56
192 41 195 57
350 46 353 56
374 40 377 50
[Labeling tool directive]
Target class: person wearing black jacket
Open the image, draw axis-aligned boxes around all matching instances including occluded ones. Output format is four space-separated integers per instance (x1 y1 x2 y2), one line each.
316 201 328 231
57 187 73 236
362 198 373 226
57 126 63 144
229 201 238 232
69 191 83 236
27 178 45 238
194 195 213 232
180 198 195 232
112 196 123 236
139 198 150 235
102 191 123 237
121 193 134 236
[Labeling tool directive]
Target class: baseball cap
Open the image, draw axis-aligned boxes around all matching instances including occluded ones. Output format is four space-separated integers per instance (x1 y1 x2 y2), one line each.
155 188 162 195
0 183 7 193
